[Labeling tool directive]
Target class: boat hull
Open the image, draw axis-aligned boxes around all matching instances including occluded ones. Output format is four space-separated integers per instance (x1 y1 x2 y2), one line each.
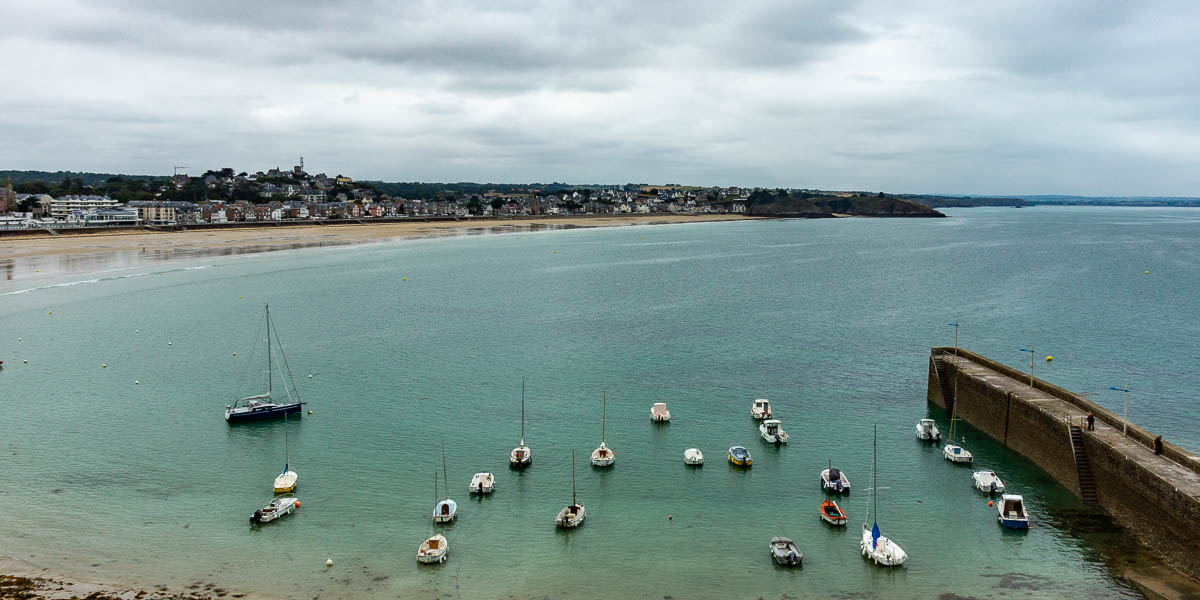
417 535 448 564
590 444 614 467
683 448 704 465
998 517 1029 529
556 504 585 528
819 501 847 526
860 527 907 566
433 499 458 523
972 471 1005 494
469 473 495 494
509 446 532 469
943 445 974 463
250 497 298 523
769 537 803 567
273 470 298 493
225 402 303 423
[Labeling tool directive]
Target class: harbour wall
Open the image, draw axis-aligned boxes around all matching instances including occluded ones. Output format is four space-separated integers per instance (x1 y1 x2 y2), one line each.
927 347 1200 583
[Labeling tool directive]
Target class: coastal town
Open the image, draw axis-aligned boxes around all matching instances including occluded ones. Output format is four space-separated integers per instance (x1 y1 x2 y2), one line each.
0 160 758 230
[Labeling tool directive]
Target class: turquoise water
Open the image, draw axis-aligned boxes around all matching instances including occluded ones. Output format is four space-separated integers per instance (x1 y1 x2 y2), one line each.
3 207 1197 599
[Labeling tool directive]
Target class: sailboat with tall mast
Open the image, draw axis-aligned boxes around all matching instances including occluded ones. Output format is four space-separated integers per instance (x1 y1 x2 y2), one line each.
555 450 585 527
272 408 298 493
942 373 974 463
590 390 614 467
510 379 532 468
861 425 907 566
225 304 304 422
417 471 449 564
434 439 458 523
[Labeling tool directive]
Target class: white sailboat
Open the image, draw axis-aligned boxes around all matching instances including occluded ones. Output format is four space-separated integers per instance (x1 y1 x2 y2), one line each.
861 425 907 567
272 408 298 493
555 450 585 528
225 304 304 423
510 379 532 468
433 439 457 523
591 390 614 467
417 471 449 564
942 382 973 463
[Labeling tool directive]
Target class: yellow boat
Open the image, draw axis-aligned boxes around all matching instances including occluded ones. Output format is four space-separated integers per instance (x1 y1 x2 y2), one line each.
728 445 752 467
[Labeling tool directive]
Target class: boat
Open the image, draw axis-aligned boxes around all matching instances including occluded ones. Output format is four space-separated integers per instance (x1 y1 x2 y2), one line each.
727 445 752 467
469 472 495 494
684 448 704 466
555 450 585 528
271 408 298 493
433 440 457 523
751 398 772 420
769 536 803 567
249 496 299 524
417 471 449 564
650 402 670 422
915 418 941 441
759 419 789 445
510 379 532 469
997 494 1029 528
942 396 973 463
225 304 304 423
821 461 850 493
819 499 847 526
972 470 1005 493
590 390 614 467
416 533 448 564
861 425 907 566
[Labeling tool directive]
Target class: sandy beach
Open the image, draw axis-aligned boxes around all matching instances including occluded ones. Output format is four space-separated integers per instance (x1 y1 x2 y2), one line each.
0 215 759 261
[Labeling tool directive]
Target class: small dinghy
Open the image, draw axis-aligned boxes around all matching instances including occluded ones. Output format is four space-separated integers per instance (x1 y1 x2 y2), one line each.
416 534 448 564
250 496 298 524
819 499 847 526
997 494 1029 529
769 536 803 567
759 419 790 445
751 398 772 420
433 443 457 523
728 445 752 467
684 448 704 466
972 470 1005 493
650 402 670 422
943 443 974 463
915 418 941 441
821 464 850 493
556 450 585 528
469 472 495 494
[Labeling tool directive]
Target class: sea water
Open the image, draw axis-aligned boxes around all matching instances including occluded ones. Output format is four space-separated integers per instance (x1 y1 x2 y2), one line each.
3 207 1198 599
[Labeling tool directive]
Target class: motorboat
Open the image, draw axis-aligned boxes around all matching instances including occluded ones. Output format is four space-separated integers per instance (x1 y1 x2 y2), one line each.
819 499 847 526
433 440 457 523
759 419 789 445
769 536 803 567
943 443 974 463
751 398 772 420
862 425 907 566
972 470 1005 493
590 390 614 467
556 450 585 528
651 402 670 422
821 466 850 494
225 304 304 423
915 418 941 441
728 445 752 467
249 496 298 524
510 380 532 468
416 534 448 564
684 448 704 466
469 472 495 494
997 494 1029 529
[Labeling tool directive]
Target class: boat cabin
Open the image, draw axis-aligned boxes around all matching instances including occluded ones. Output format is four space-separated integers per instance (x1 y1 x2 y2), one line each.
753 398 772 419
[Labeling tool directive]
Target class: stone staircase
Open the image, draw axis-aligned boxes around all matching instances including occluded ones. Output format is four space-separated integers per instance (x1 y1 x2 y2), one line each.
1068 425 1099 506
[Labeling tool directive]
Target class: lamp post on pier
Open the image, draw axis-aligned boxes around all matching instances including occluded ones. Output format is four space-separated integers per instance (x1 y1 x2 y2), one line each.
948 322 959 356
1109 385 1130 436
1019 347 1035 387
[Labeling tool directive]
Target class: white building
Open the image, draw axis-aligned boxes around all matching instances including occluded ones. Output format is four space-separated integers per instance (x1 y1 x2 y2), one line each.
83 206 140 226
52 195 117 220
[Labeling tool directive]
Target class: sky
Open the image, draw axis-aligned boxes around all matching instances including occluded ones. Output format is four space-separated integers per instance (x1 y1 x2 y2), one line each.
2 0 1199 195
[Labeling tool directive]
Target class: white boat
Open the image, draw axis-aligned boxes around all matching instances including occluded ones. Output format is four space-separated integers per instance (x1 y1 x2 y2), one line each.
942 397 973 463
759 419 790 445
751 398 772 420
510 379 532 468
684 448 704 466
590 390 614 467
469 472 495 494
249 496 298 523
416 533 448 564
555 450 585 528
821 463 850 493
225 304 304 423
972 470 1005 493
861 425 907 567
997 494 1029 529
651 402 670 422
915 418 941 441
769 536 803 567
272 404 298 493
433 440 457 523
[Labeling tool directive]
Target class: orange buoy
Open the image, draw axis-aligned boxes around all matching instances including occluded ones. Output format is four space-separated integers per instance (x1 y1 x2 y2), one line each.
668 515 673 520
295 501 300 508
988 501 994 507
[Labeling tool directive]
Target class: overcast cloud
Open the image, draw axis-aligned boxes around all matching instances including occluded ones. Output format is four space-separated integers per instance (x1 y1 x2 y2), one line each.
2 0 1198 194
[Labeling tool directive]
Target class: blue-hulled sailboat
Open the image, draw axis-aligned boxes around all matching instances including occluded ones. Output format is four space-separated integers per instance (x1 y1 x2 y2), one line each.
225 304 304 423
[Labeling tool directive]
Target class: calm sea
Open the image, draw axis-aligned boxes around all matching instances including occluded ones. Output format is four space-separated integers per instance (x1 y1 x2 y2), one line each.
3 207 1197 599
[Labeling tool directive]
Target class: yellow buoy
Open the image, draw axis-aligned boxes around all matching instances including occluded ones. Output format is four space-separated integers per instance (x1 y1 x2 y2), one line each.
1045 356 1053 361
1145 270 1149 275
402 277 406 281
553 250 557 254
48 311 52 315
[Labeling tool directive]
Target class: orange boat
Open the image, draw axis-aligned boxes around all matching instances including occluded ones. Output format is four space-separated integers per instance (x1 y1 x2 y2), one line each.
820 499 847 526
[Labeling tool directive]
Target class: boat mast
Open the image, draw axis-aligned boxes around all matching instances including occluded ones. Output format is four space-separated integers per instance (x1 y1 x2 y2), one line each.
282 401 289 473
441 438 449 501
520 378 526 446
266 304 272 397
571 449 577 507
601 389 606 444
873 424 878 530
434 469 438 509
